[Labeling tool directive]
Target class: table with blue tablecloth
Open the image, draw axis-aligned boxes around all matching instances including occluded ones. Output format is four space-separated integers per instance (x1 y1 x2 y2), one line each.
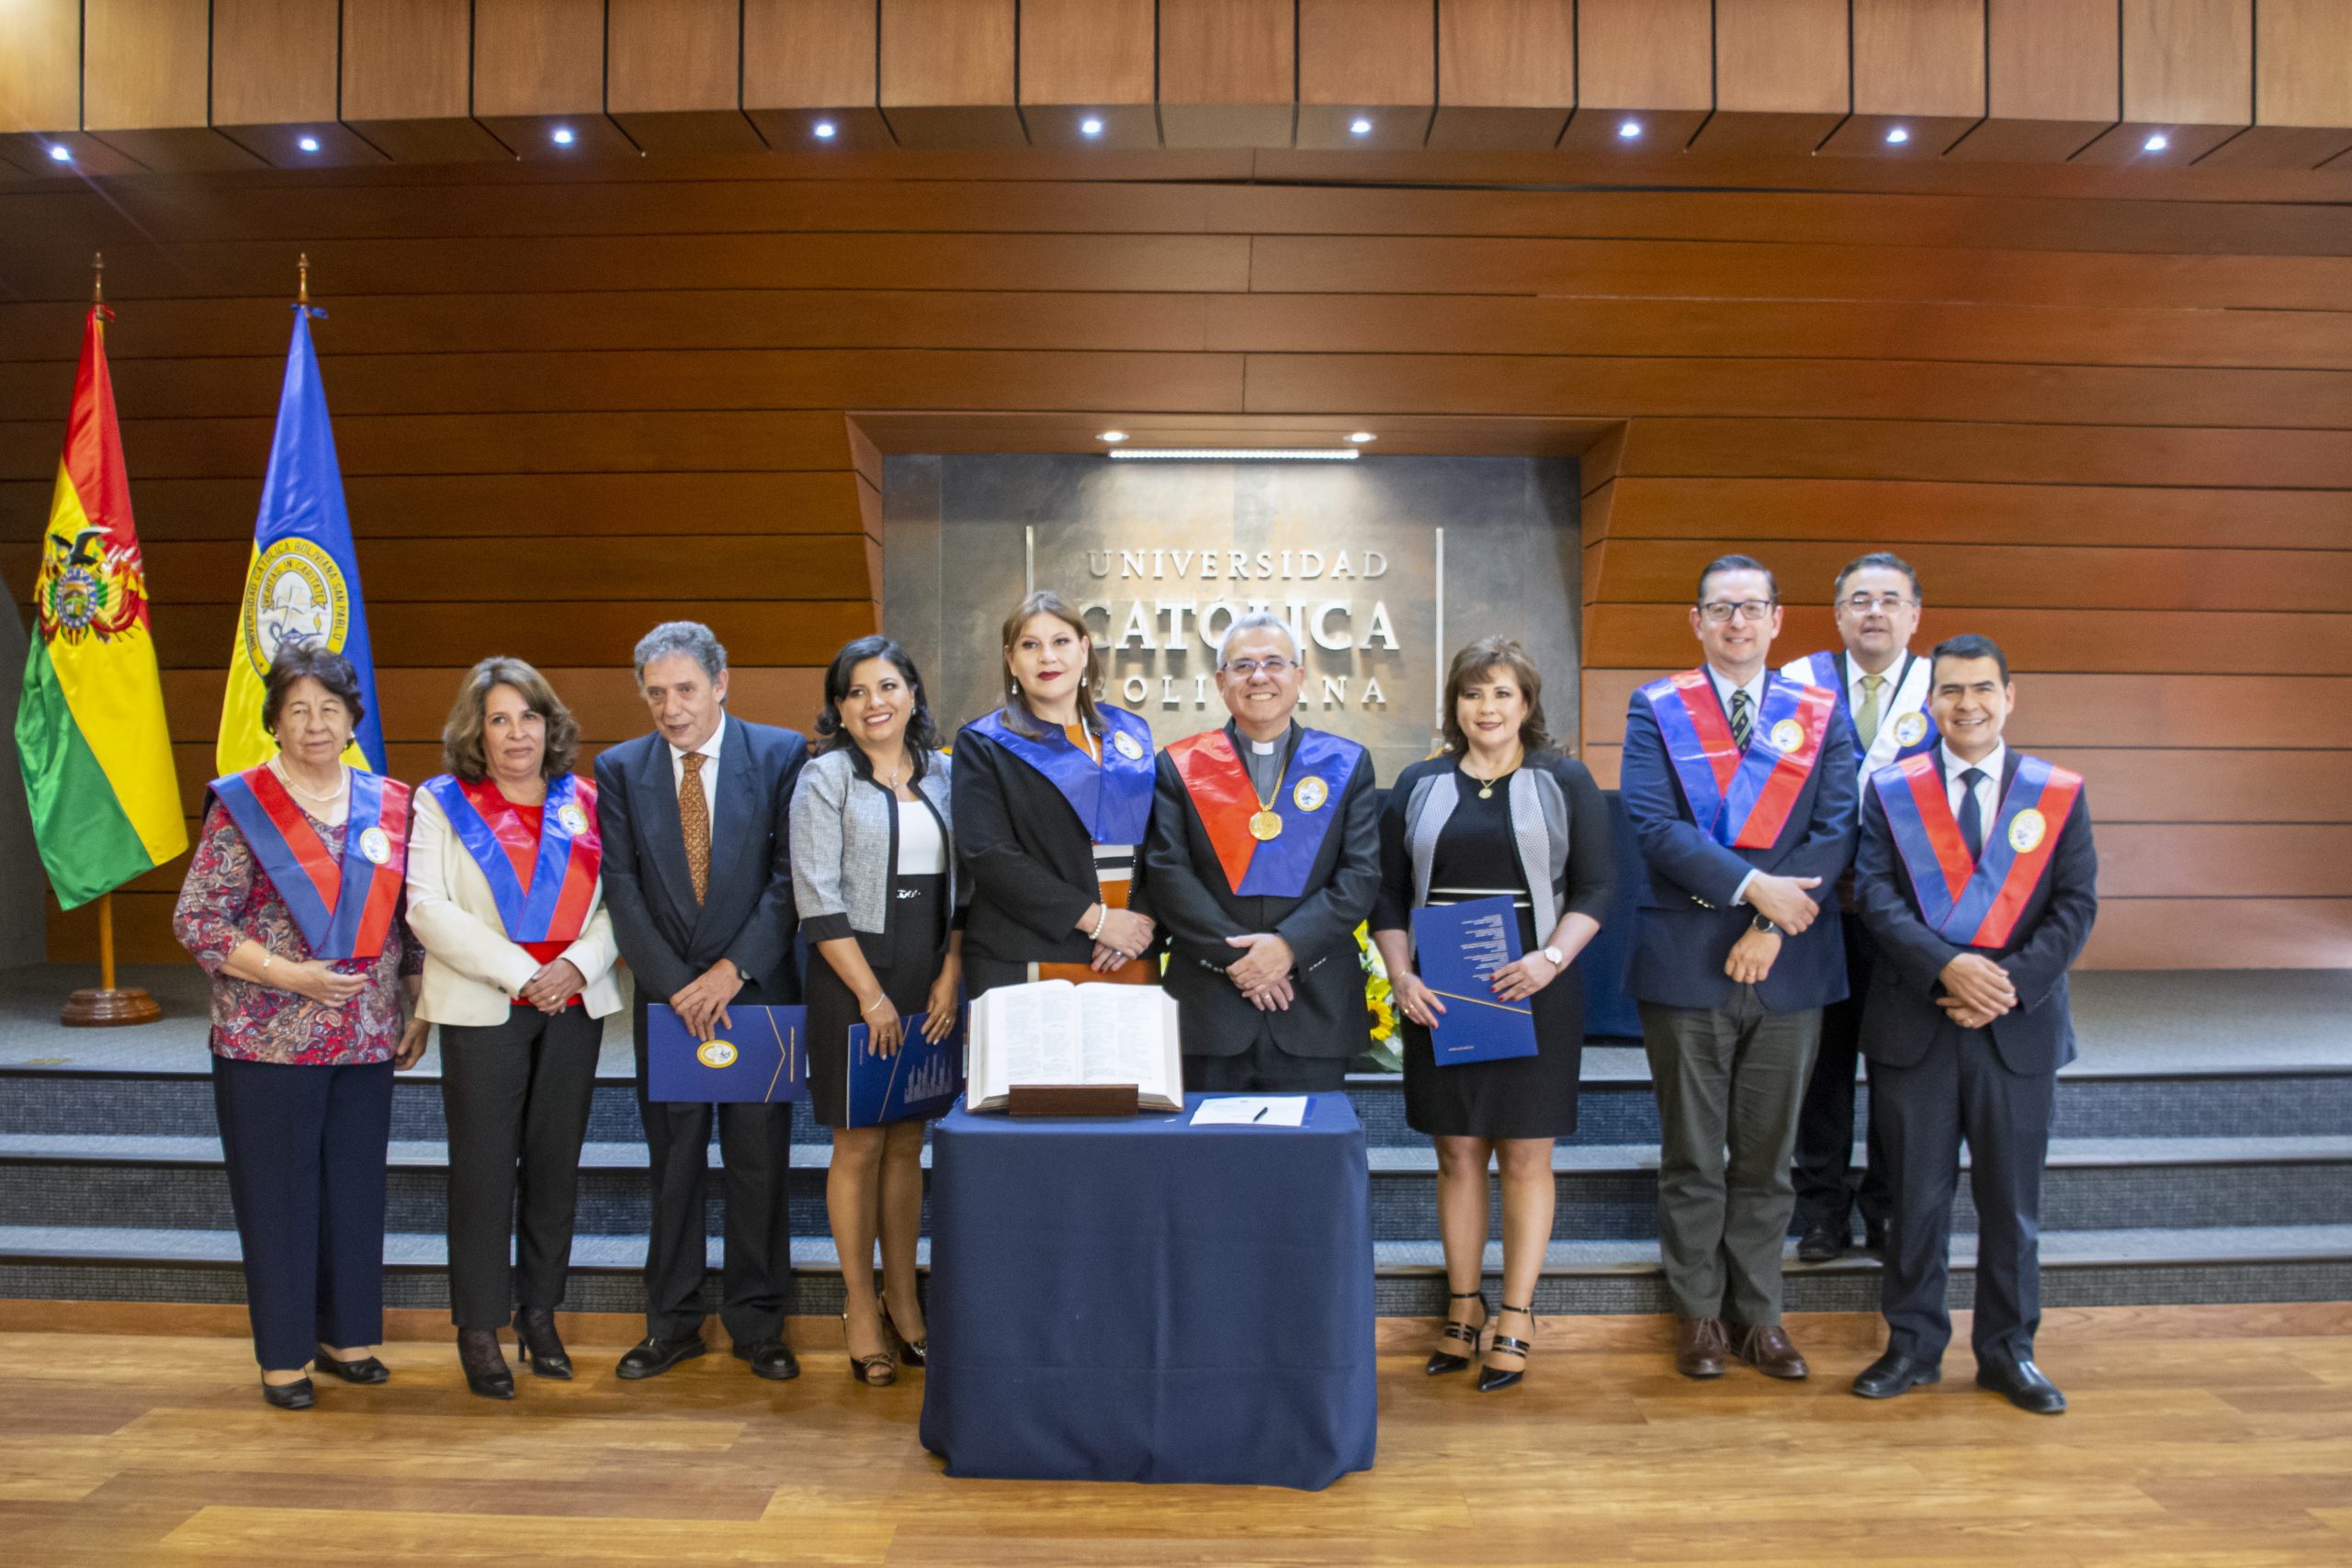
918 1092 1376 1490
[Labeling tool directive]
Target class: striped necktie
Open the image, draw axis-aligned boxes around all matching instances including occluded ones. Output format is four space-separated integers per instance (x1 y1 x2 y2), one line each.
1729 689 1753 750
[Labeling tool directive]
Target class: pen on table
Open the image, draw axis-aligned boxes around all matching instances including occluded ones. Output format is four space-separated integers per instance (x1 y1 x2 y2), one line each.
1251 1106 1268 1123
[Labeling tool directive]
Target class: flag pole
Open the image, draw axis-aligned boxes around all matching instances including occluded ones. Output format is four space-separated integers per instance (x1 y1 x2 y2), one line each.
59 252 162 1028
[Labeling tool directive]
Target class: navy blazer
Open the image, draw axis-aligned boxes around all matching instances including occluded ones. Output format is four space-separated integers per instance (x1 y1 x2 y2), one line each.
594 715 808 1007
1854 750 2099 1077
1618 672 1860 1011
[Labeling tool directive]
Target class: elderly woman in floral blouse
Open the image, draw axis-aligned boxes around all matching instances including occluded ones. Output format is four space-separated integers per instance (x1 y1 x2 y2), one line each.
174 643 428 1409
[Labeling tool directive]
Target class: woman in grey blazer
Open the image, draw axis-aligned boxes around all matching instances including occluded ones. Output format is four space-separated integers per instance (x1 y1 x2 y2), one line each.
790 635 961 1387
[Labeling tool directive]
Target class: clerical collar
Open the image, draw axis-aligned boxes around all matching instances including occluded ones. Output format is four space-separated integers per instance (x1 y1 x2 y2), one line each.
1250 739 1277 755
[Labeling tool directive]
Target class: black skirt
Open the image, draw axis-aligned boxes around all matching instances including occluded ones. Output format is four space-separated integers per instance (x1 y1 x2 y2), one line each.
805 874 946 1129
1402 902 1589 1141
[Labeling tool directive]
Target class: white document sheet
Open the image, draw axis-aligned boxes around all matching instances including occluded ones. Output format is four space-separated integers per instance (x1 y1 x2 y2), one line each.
1190 1095 1310 1127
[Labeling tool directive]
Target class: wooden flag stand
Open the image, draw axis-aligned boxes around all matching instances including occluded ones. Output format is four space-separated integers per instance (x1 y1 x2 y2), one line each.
62 894 162 1027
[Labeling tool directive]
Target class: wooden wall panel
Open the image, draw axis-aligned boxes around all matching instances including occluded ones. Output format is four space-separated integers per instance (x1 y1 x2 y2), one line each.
1562 0 1709 151
1020 0 1158 148
1698 0 1849 154
472 0 634 158
1431 0 1573 148
2075 0 2254 164
607 0 765 153
2201 0 2352 169
81 0 261 173
878 0 1023 148
743 0 891 151
1955 0 2119 163
0 0 79 134
1160 0 1298 147
1822 0 1984 158
1297 0 1435 149
210 0 383 167
342 0 514 163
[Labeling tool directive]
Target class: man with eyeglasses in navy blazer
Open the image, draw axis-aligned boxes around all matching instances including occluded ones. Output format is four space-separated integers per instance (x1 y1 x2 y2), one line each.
1620 555 1860 1385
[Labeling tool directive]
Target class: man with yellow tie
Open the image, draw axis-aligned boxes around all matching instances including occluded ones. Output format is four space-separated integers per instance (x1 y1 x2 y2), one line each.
1781 553 1939 1263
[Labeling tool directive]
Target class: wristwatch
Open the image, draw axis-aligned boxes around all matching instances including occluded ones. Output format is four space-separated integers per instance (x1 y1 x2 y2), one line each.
1542 945 1565 967
1750 914 1780 935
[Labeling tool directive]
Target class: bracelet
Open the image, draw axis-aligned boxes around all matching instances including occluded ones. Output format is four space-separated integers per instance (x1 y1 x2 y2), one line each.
861 996 888 1015
1090 904 1110 942
260 952 273 978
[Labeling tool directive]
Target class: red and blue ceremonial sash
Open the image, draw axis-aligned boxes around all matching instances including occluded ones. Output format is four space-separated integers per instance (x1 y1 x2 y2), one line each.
209 765 410 961
1801 649 1938 762
420 773 603 945
1169 727 1363 899
1641 670 1837 850
967 705 1155 847
1873 752 2083 950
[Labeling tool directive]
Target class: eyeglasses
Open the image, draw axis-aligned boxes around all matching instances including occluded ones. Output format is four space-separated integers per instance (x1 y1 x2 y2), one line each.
1223 657 1295 677
1839 593 1918 614
1697 600 1776 624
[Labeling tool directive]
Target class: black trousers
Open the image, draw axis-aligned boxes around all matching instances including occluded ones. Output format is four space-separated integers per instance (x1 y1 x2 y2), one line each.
211 1055 394 1371
632 996 796 1345
1182 1044 1348 1094
440 1006 603 1330
1792 911 1893 1235
1873 1021 2057 1367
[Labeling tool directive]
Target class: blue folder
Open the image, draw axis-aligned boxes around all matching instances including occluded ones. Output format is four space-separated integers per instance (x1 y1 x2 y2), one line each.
647 1004 808 1103
846 1009 967 1127
1410 897 1539 1066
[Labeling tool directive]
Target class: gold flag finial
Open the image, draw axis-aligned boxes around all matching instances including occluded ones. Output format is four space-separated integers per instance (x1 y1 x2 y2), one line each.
298 252 310 305
93 252 104 305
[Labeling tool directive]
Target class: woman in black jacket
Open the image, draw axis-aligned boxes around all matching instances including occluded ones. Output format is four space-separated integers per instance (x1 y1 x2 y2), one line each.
954 590 1161 997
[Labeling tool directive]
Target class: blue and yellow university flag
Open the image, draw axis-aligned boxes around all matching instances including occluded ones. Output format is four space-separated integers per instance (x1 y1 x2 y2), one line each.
216 303 386 774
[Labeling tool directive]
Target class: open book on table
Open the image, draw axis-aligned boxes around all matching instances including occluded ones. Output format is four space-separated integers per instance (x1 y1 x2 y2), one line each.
967 978 1183 1112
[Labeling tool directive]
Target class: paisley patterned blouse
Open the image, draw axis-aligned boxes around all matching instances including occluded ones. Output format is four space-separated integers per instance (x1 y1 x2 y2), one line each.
173 799 424 1066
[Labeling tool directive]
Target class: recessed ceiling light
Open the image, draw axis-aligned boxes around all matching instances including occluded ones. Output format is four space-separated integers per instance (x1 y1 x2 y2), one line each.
551 126 575 146
1110 448 1360 462
46 143 72 163
1617 119 1643 141
1098 430 1128 443
2143 132 2170 152
1345 432 1376 444
814 120 838 140
297 135 322 153
1350 118 1374 136
1885 126 1910 145
1080 117 1104 137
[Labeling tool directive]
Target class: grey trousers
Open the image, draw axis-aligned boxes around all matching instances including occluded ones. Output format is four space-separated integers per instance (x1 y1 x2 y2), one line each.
1639 991 1822 1325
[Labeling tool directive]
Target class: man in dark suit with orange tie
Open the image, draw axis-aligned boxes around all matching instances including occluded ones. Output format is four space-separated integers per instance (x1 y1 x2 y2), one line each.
1849 635 2098 1415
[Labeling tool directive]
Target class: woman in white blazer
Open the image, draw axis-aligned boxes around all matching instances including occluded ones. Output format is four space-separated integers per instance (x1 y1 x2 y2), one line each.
406 657 621 1399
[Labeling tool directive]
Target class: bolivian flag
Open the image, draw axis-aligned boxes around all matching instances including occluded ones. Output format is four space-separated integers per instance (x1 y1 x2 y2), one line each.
13 307 187 908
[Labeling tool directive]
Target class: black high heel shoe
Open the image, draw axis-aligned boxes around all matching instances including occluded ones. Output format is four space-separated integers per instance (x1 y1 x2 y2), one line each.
1477 1303 1536 1393
515 1309 572 1381
458 1327 515 1400
312 1346 389 1384
880 1301 927 1369
843 1314 895 1387
1426 1290 1488 1376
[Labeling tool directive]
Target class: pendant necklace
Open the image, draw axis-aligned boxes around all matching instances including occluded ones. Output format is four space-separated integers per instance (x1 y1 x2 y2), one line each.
1246 739 1291 841
1465 745 1524 801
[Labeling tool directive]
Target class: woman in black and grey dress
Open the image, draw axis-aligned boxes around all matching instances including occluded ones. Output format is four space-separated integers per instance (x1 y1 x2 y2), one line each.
1372 636 1613 1393
791 636 961 1388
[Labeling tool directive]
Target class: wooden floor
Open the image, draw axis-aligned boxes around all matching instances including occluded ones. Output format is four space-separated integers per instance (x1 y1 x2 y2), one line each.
3 1303 2347 1567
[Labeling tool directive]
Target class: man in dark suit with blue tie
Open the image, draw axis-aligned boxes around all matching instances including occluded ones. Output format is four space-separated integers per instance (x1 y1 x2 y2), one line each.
1849 634 2098 1415
1621 556 1860 1383
595 621 809 1382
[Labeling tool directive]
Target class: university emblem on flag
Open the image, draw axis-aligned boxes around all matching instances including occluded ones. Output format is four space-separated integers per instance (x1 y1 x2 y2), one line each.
557 802 589 835
1113 729 1146 760
1894 711 1929 747
697 1041 739 1068
1770 718 1804 752
1294 774 1329 812
33 524 149 648
358 825 393 866
2007 807 2047 853
242 536 352 677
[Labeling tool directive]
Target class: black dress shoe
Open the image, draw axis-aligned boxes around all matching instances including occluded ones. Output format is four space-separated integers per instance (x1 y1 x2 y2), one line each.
616 1334 707 1381
516 1309 572 1381
732 1337 801 1382
1861 1222 1889 1255
1977 1357 2067 1415
1851 1351 1942 1400
311 1347 390 1384
458 1327 514 1400
261 1376 315 1410
1796 1223 1849 1264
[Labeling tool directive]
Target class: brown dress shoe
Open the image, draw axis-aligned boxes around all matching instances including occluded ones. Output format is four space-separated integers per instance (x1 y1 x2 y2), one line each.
1674 1316 1729 1379
1729 1322 1810 1380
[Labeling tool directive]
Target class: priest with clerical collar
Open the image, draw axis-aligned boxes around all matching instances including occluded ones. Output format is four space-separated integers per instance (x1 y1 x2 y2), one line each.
1144 611 1382 1093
